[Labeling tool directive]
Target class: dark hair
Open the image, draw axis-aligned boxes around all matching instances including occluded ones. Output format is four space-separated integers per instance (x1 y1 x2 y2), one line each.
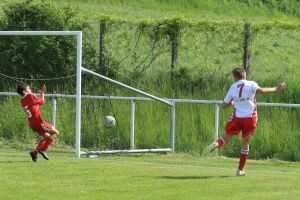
16 84 27 96
232 67 246 80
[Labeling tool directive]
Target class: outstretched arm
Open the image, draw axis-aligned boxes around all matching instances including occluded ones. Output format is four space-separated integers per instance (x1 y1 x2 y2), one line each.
222 89 233 109
221 101 233 108
257 82 285 94
37 84 46 105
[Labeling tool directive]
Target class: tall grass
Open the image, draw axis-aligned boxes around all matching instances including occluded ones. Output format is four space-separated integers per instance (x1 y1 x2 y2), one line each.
45 0 300 21
1 76 299 161
2 0 299 21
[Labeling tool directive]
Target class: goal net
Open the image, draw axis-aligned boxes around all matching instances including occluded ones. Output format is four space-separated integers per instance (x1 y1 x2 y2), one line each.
0 31 175 158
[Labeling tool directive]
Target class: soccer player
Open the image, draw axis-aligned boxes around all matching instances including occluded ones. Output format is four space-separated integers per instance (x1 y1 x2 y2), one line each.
204 67 285 176
17 84 60 162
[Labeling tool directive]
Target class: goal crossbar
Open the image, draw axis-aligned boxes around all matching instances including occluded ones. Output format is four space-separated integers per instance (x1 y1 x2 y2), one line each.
0 31 81 36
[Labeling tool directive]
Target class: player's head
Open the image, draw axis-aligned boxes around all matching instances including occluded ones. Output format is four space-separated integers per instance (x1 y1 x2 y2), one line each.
16 84 31 96
232 67 246 81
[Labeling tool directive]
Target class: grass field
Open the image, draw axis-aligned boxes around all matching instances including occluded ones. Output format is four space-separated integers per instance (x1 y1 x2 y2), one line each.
1 150 300 200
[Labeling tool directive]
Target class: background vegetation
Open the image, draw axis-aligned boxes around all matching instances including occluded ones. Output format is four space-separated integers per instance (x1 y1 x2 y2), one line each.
2 0 300 21
0 0 299 161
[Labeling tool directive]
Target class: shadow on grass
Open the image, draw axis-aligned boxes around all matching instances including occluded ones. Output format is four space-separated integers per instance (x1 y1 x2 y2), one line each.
156 175 232 180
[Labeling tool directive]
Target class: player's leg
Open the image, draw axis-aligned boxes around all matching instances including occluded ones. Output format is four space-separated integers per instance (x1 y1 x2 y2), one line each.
217 116 242 148
27 121 48 162
237 117 256 176
49 126 60 139
236 135 251 176
215 133 232 148
39 127 59 154
203 117 241 155
33 132 50 154
29 132 50 162
202 134 233 155
30 122 59 161
42 126 59 151
38 125 60 159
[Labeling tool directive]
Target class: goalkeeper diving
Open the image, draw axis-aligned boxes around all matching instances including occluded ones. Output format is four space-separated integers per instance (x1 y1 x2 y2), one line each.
17 84 60 162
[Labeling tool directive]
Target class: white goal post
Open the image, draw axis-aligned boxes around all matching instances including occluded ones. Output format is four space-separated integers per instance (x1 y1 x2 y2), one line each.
0 31 83 157
0 31 175 158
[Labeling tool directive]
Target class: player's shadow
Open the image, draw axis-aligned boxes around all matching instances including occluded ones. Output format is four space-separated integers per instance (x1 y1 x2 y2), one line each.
156 175 231 180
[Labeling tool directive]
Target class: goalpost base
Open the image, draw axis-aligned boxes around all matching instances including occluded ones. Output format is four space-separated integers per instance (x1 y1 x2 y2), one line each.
81 148 172 156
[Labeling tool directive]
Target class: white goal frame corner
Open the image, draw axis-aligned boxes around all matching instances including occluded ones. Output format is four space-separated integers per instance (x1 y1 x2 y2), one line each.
0 31 84 158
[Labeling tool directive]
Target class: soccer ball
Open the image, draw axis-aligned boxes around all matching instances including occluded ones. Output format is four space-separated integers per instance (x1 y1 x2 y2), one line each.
104 116 116 128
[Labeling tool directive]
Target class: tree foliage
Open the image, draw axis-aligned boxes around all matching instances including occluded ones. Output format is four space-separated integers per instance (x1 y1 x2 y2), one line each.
0 0 96 79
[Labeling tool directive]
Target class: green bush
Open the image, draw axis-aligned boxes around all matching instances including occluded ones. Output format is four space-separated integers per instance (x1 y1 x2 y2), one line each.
0 0 97 91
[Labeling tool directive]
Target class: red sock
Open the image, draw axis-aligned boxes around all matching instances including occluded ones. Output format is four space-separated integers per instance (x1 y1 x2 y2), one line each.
238 147 249 171
34 139 47 155
41 137 54 151
216 137 225 148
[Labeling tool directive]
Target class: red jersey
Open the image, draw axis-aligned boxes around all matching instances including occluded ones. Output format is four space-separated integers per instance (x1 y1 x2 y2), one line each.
21 93 45 125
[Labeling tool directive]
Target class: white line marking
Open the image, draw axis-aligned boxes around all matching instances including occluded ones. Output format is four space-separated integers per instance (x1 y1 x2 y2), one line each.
1 152 299 175
99 159 300 175
0 152 28 156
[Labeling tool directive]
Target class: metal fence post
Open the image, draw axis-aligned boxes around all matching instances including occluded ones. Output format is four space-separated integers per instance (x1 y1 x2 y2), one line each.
52 96 57 128
130 100 135 149
214 103 219 142
243 23 251 72
99 21 106 75
170 102 176 152
171 36 178 69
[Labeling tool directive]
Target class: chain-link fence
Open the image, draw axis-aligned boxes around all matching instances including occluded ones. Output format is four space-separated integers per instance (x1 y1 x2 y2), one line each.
95 20 299 98
85 20 299 161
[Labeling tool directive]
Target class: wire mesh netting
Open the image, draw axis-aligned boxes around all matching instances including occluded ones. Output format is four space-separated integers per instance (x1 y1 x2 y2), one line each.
250 26 300 83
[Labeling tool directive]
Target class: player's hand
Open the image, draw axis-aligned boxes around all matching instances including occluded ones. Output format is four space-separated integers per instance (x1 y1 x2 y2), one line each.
39 84 46 94
276 82 286 91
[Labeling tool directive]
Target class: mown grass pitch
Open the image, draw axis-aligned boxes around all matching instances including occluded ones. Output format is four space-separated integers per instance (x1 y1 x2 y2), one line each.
1 151 299 200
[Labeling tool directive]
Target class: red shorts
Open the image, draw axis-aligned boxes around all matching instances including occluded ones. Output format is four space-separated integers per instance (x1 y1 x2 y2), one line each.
225 116 257 137
29 120 53 137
